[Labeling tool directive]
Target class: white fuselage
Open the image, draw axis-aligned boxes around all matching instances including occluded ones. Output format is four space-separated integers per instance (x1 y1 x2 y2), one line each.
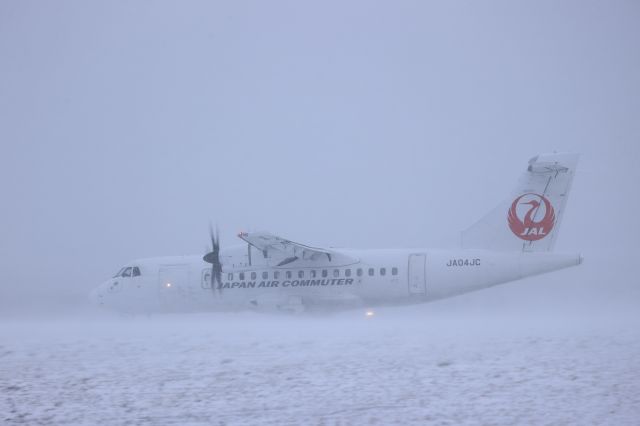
91 246 581 314
92 152 582 314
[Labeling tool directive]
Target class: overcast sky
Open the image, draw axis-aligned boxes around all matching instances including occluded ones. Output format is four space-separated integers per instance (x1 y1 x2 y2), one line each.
1 1 638 313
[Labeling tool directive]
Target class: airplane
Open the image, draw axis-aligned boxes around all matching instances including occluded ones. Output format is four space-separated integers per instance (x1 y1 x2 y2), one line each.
90 152 582 314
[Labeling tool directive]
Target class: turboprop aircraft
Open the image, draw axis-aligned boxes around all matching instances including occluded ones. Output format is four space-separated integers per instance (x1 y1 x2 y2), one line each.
90 152 582 314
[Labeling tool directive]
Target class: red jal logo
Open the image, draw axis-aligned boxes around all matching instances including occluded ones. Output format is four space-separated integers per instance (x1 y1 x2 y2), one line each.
508 193 555 241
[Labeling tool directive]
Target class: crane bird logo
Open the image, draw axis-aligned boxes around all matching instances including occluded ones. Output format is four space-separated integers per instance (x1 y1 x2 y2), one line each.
508 193 556 241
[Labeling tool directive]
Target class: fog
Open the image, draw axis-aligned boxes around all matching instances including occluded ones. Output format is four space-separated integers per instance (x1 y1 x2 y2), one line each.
1 0 639 315
1 1 639 424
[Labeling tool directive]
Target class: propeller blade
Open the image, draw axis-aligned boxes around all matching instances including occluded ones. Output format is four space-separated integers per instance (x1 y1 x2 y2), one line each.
204 223 223 295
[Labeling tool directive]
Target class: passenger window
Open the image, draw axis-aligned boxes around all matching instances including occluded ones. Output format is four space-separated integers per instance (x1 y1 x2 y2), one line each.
392 267 398 276
251 272 257 280
368 268 374 276
239 272 245 280
286 271 292 279
298 270 304 278
311 270 317 278
333 269 340 278
262 271 268 279
322 269 328 277
357 268 363 277
228 273 233 280
122 267 132 278
274 271 280 279
132 267 141 277
380 268 386 276
345 269 351 277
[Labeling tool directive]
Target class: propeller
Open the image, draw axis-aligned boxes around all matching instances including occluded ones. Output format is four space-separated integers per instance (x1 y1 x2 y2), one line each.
203 224 222 294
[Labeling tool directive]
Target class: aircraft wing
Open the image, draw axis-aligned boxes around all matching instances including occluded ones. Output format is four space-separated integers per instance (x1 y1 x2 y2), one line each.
237 231 355 266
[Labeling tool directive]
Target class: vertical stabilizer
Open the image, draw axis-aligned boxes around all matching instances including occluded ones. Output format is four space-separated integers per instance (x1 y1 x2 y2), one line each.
462 153 579 252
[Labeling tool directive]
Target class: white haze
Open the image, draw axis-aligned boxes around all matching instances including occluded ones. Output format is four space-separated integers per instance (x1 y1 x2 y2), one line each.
1 1 639 424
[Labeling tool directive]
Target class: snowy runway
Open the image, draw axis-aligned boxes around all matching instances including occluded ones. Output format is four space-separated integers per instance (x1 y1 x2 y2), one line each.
2 309 639 425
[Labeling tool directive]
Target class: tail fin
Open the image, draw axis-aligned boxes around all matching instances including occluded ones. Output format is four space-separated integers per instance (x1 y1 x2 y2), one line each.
462 152 579 252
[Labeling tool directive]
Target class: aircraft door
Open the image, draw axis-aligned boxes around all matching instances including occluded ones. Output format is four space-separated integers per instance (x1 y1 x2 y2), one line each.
408 254 426 295
158 266 192 310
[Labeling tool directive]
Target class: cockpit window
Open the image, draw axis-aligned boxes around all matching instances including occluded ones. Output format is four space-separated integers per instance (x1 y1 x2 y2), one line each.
113 266 140 278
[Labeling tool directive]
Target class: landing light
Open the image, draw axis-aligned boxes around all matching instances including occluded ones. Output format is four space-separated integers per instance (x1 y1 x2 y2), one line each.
165 282 172 288
365 310 375 318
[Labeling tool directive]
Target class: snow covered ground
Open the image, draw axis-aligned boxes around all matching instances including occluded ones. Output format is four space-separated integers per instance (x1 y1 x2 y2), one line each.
2 304 639 425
